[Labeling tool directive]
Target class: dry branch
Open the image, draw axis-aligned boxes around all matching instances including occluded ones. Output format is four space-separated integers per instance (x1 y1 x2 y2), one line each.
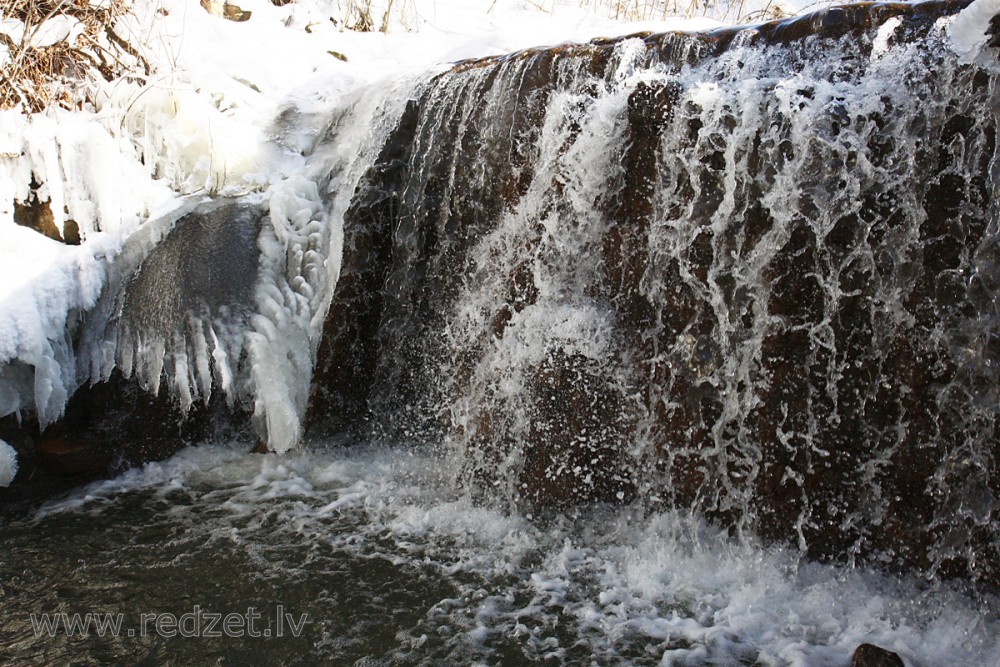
0 0 139 112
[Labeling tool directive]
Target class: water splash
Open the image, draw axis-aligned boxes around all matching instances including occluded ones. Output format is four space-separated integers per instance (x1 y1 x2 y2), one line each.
2 443 997 665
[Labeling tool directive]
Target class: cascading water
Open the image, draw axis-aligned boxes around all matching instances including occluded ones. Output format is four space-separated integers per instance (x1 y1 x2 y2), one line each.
311 0 1000 588
2 2 1000 665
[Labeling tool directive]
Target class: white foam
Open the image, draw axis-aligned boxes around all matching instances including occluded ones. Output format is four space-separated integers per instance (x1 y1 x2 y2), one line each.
872 16 902 59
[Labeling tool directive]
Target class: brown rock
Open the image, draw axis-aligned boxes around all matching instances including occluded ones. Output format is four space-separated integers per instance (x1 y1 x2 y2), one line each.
852 643 905 667
199 0 251 22
13 197 79 245
517 352 635 507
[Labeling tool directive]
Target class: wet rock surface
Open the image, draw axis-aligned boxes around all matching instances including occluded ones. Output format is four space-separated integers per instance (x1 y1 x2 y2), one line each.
310 0 1000 589
851 643 905 667
118 200 262 341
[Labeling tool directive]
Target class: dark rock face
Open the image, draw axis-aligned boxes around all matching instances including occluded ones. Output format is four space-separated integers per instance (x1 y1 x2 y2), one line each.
516 351 636 506
306 101 421 436
121 201 261 338
0 369 252 505
852 643 905 667
310 0 1000 589
88 198 264 407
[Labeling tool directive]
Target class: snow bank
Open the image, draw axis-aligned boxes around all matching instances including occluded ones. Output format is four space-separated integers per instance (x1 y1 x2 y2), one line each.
0 106 175 425
0 109 167 242
0 226 119 423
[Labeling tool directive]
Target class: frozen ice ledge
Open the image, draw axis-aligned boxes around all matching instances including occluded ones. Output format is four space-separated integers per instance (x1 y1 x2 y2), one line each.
2 0 1000 590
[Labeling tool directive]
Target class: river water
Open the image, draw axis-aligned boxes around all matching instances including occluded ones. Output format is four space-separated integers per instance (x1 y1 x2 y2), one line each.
1 440 997 666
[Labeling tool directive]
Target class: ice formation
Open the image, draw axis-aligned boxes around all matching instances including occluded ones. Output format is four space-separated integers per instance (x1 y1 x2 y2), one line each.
949 0 1000 65
0 438 17 487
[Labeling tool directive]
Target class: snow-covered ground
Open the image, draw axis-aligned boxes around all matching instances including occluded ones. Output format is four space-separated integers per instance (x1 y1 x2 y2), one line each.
0 0 995 475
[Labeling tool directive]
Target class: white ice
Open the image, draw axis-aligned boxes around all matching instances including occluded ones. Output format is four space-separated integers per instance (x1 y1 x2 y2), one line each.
0 438 16 486
949 0 1000 64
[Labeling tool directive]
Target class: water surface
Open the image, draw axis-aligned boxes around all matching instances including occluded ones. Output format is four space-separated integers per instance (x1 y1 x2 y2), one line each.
1 442 997 666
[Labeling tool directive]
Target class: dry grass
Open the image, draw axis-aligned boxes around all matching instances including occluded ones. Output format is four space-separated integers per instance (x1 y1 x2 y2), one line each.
344 0 374 31
588 0 792 23
0 0 147 112
340 0 417 33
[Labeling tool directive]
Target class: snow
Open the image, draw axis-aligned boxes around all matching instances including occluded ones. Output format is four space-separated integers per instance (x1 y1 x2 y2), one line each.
0 107 174 425
25 16 84 48
0 438 16 486
0 18 24 43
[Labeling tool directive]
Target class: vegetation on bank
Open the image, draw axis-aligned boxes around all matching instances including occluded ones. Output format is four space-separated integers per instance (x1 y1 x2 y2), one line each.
0 0 149 111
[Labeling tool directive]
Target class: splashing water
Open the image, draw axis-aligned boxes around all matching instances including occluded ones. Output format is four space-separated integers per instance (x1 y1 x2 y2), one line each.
0 442 997 666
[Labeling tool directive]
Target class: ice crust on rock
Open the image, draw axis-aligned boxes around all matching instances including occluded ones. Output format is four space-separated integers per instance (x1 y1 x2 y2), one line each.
949 0 1000 65
0 439 17 487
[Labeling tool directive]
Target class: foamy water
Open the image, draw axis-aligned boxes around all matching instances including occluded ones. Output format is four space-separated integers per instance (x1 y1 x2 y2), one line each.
1 441 996 666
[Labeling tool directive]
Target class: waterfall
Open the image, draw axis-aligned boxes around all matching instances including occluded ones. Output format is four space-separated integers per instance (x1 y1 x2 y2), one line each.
0 0 994 591
310 0 1000 586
